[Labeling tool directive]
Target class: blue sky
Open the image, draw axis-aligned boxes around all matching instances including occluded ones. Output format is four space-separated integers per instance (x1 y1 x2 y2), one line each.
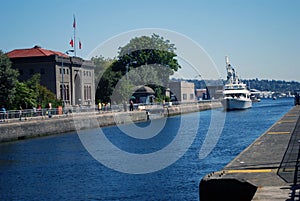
1 0 300 81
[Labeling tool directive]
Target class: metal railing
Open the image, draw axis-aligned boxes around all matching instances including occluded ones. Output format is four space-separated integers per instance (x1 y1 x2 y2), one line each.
0 106 97 122
0 100 221 122
0 104 130 122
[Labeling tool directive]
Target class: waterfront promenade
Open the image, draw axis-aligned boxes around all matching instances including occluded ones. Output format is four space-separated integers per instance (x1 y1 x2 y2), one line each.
0 101 221 142
200 105 300 201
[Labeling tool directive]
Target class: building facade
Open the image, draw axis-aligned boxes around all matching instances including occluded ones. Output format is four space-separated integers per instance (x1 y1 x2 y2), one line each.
7 46 95 106
169 81 195 102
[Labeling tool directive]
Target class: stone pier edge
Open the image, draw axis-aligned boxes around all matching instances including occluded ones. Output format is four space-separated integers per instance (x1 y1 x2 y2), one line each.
0 101 221 143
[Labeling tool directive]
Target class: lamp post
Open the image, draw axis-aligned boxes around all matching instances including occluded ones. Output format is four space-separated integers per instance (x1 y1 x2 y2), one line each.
62 50 74 111
126 64 128 80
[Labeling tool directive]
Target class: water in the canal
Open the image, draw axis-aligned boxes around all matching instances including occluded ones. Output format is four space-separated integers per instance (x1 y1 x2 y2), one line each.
0 98 294 200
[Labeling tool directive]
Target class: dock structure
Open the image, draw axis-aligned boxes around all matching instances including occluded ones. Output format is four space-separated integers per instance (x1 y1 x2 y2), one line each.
200 105 300 201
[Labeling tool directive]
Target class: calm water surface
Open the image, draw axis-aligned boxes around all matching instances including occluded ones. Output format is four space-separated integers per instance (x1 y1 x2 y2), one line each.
0 98 294 200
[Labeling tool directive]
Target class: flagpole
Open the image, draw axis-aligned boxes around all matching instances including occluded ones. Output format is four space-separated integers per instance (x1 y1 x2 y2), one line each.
78 38 82 57
73 15 76 57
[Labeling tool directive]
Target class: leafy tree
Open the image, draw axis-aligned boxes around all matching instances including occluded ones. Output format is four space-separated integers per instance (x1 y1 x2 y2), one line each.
0 50 19 109
28 74 61 108
25 74 40 101
111 79 134 104
11 74 61 109
12 74 40 109
95 34 181 103
154 86 164 102
92 56 116 103
92 55 115 84
13 81 36 109
37 85 61 108
112 34 180 81
119 33 176 56
126 64 164 86
96 67 121 103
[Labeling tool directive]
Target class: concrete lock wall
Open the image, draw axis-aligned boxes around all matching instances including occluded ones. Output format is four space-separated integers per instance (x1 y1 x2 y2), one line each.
0 111 148 142
0 101 222 143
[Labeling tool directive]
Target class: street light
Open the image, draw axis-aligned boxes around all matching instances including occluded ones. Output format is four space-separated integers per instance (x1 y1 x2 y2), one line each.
126 64 129 80
62 50 74 111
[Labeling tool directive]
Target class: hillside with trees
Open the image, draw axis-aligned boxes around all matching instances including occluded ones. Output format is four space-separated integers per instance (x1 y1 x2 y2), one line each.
242 79 300 93
185 78 300 94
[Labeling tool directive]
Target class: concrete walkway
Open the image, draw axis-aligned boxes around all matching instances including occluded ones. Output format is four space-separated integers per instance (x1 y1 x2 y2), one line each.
200 105 300 201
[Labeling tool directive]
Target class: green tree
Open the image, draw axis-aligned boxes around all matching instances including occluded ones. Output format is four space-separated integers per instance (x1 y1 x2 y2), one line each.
37 85 61 108
96 66 123 103
154 86 164 102
13 81 36 109
25 74 40 101
11 74 61 109
0 50 19 109
96 34 181 103
111 79 134 104
119 33 177 56
112 34 180 80
126 64 164 86
12 74 40 109
28 74 61 108
92 55 115 84
92 56 116 103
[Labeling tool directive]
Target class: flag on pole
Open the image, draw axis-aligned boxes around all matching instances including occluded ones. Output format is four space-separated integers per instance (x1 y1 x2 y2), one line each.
79 40 82 49
73 15 76 28
69 38 74 47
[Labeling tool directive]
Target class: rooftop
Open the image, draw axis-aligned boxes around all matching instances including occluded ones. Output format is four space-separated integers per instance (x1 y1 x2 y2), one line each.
7 45 68 59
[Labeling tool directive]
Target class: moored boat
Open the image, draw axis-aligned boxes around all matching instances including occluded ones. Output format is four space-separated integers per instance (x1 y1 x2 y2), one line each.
221 56 252 110
251 95 261 102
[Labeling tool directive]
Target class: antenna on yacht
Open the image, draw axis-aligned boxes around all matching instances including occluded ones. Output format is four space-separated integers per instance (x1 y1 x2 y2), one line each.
225 56 230 66
225 56 233 81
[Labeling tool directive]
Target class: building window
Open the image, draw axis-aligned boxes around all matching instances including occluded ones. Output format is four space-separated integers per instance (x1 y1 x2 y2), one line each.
88 86 91 100
190 94 194 100
65 85 70 101
183 93 187 100
40 68 45 74
60 68 67 75
60 84 70 102
84 85 92 101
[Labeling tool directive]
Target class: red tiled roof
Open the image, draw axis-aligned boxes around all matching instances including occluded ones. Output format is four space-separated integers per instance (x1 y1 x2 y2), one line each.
7 46 68 58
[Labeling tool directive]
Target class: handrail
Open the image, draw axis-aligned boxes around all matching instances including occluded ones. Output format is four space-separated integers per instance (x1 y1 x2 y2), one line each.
0 100 220 122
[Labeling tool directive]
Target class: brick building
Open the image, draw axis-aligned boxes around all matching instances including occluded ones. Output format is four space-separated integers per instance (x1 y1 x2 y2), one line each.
7 46 95 106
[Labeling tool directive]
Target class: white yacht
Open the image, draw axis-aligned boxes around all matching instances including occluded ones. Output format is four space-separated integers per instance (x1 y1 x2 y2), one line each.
221 56 252 110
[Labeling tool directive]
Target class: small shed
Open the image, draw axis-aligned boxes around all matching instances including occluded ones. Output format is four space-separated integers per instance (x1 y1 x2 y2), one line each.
132 86 155 104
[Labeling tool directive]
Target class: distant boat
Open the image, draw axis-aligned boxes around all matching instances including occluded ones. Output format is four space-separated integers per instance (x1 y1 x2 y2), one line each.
221 56 252 110
251 95 261 102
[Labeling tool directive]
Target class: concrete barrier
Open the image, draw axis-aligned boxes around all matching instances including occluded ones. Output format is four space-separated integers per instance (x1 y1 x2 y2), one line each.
199 106 300 200
166 101 222 116
0 101 222 143
0 111 148 142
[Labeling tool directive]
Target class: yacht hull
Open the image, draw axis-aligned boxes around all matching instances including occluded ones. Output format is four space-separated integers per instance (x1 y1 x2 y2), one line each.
221 98 252 110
